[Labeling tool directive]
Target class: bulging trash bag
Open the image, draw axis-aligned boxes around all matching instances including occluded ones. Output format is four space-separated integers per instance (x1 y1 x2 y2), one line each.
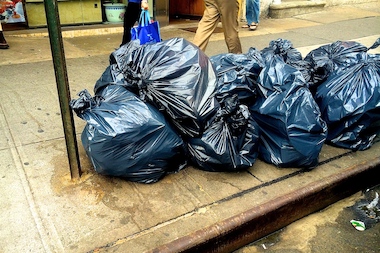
261 38 313 86
210 47 265 105
108 37 220 138
304 40 372 88
261 38 302 63
70 85 186 184
187 95 260 172
94 66 125 93
250 55 327 168
314 55 380 150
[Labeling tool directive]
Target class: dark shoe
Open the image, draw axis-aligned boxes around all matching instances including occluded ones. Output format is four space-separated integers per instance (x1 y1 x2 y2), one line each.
0 43 9 49
0 31 9 49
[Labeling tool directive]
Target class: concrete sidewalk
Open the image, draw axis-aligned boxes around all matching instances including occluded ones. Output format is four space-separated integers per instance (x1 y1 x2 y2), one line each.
0 3 380 253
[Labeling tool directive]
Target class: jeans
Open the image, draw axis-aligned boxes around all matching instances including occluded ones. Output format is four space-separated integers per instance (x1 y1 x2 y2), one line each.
245 0 260 25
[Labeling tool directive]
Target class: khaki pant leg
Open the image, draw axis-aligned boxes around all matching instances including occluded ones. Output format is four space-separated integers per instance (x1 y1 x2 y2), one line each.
192 0 220 51
218 0 242 54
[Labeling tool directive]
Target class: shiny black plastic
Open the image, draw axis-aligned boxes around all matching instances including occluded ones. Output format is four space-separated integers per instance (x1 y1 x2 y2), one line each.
305 40 370 89
250 55 327 168
70 85 186 183
108 38 220 138
261 38 313 87
210 47 265 105
187 95 260 172
314 55 380 150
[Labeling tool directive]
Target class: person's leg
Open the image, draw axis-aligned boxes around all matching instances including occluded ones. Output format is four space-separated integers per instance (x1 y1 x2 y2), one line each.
0 22 9 49
218 0 242 54
192 0 220 52
121 2 141 46
252 0 260 24
245 0 254 26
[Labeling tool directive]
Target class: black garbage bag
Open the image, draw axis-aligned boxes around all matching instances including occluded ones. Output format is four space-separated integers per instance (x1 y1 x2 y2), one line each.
314 55 380 150
261 38 303 63
304 40 373 89
186 95 260 172
94 41 141 95
108 38 220 138
261 38 313 86
70 85 187 184
210 47 265 105
250 55 327 168
94 66 126 93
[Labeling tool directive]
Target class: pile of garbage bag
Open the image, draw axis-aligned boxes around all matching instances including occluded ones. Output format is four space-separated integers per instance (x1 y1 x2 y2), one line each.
107 38 220 138
70 37 380 183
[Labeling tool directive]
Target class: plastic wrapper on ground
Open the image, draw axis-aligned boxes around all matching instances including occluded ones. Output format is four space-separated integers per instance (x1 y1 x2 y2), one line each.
187 95 260 172
108 38 220 138
70 85 187 184
250 55 327 168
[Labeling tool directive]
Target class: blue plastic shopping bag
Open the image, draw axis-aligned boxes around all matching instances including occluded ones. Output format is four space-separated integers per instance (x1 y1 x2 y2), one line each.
131 9 161 45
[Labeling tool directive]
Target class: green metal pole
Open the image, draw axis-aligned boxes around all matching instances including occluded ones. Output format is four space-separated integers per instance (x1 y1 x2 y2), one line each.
44 0 82 179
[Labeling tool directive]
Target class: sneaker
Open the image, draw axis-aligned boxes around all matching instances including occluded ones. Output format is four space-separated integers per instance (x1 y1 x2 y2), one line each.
249 23 258 31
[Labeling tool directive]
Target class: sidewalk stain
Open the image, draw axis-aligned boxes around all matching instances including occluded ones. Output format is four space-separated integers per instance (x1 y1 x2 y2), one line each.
50 153 121 208
49 150 157 229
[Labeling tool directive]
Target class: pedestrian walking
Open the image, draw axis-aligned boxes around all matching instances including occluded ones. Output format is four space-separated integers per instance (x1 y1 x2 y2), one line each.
242 0 260 31
193 0 242 54
120 0 149 46
0 22 9 49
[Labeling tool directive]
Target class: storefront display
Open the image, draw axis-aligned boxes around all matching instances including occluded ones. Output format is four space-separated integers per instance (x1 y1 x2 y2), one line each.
0 0 26 23
24 0 102 27
1 0 169 30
